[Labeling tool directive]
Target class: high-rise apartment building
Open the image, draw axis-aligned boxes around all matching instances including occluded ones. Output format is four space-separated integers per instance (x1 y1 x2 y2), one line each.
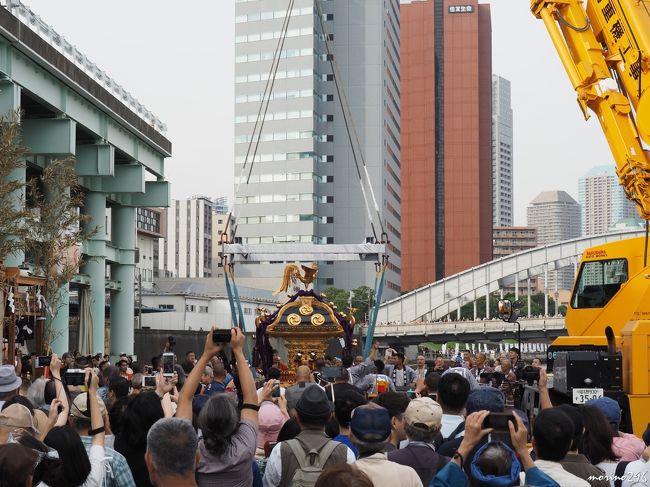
578 165 640 236
527 191 581 290
492 227 536 259
492 75 513 227
158 196 213 278
233 0 401 297
401 0 492 292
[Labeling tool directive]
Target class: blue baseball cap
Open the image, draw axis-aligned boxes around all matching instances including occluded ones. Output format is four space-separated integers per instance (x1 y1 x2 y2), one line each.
586 396 621 424
350 404 391 444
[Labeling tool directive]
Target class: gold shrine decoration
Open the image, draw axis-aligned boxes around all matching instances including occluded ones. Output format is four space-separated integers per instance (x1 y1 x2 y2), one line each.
273 263 318 295
311 314 325 326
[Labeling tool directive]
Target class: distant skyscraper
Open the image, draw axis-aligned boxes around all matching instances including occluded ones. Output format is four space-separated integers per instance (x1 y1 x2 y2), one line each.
212 196 229 215
401 0 492 292
233 0 401 297
492 75 513 227
527 191 580 290
578 165 640 236
158 196 213 278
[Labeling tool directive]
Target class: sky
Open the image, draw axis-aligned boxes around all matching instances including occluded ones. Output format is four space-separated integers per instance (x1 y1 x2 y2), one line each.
22 0 613 226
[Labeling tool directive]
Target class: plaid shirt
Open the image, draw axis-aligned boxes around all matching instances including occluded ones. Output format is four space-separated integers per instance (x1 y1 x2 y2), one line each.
80 436 136 487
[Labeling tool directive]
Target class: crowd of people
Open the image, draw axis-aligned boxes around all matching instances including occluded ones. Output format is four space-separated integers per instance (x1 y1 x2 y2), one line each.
0 334 649 487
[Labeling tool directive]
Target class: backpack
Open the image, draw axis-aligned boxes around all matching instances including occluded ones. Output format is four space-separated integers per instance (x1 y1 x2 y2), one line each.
285 438 340 487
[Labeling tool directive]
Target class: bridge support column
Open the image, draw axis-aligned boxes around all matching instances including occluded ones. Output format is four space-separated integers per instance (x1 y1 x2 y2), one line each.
527 278 531 317
544 268 549 316
473 300 477 320
515 278 519 301
485 290 489 318
554 279 558 316
81 191 107 354
110 206 135 356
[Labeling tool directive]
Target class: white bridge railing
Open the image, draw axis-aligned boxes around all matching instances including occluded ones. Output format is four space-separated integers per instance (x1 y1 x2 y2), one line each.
365 317 566 337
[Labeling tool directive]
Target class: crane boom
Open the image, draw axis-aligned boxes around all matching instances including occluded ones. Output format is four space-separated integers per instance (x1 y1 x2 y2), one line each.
531 0 650 219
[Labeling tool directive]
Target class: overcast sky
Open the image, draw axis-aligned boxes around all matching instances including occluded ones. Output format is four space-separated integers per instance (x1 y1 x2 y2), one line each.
23 0 612 226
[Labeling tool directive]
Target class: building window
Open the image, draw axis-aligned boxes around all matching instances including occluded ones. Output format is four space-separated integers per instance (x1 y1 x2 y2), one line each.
158 304 174 310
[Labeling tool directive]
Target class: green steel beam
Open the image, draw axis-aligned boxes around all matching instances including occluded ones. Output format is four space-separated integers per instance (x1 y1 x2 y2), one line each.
0 79 19 115
129 181 170 207
76 144 114 177
0 39 169 174
22 118 75 155
101 164 145 193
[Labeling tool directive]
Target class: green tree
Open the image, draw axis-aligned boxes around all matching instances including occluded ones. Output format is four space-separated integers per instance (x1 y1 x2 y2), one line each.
0 110 29 263
322 285 374 323
26 158 97 352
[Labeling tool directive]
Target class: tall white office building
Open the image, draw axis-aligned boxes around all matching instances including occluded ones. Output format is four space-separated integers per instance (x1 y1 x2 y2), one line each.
158 196 214 278
492 75 513 227
233 0 401 297
578 165 641 236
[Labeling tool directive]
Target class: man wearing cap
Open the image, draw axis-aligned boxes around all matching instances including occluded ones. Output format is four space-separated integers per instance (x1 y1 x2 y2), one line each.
0 365 22 409
352 403 423 486
70 392 136 487
0 404 38 444
387 397 449 485
586 396 646 461
262 385 354 487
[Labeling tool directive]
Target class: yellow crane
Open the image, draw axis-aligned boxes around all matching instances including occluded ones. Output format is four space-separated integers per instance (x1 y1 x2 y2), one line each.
529 0 650 435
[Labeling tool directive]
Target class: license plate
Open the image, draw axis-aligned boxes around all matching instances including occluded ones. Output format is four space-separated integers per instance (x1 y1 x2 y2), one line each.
572 388 604 404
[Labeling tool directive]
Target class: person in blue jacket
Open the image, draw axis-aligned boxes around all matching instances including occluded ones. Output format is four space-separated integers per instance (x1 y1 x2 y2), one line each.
430 410 559 487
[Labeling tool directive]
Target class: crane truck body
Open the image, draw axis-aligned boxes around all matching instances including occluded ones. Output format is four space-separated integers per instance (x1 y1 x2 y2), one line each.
531 0 650 434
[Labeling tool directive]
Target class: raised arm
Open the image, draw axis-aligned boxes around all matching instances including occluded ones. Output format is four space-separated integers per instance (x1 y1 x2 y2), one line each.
231 328 258 424
48 354 69 421
176 329 222 420
86 368 105 447
537 368 553 410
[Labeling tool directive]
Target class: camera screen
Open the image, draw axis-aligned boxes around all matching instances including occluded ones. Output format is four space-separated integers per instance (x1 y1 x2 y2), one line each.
483 413 516 431
65 370 86 386
212 330 232 343
36 356 51 368
162 354 174 375
143 375 157 388
320 366 344 381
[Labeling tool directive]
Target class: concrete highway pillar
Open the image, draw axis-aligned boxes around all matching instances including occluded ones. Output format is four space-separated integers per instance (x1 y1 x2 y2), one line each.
485 290 490 318
110 206 135 356
554 279 559 316
47 185 69 355
81 192 107 354
473 300 477 320
527 278 531 317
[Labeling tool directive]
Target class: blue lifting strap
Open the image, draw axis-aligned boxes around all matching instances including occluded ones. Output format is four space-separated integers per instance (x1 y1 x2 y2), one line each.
225 264 256 378
363 262 386 358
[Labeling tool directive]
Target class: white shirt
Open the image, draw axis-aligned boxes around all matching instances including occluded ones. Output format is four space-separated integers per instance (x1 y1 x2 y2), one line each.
38 445 106 487
262 439 355 487
597 460 650 487
533 459 590 487
440 414 464 439
356 453 423 487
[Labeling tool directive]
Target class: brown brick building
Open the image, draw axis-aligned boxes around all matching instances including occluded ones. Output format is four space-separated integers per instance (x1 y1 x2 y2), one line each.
401 0 493 292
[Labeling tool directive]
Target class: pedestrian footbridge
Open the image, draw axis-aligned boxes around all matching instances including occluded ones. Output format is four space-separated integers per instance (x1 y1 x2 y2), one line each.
377 230 644 324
